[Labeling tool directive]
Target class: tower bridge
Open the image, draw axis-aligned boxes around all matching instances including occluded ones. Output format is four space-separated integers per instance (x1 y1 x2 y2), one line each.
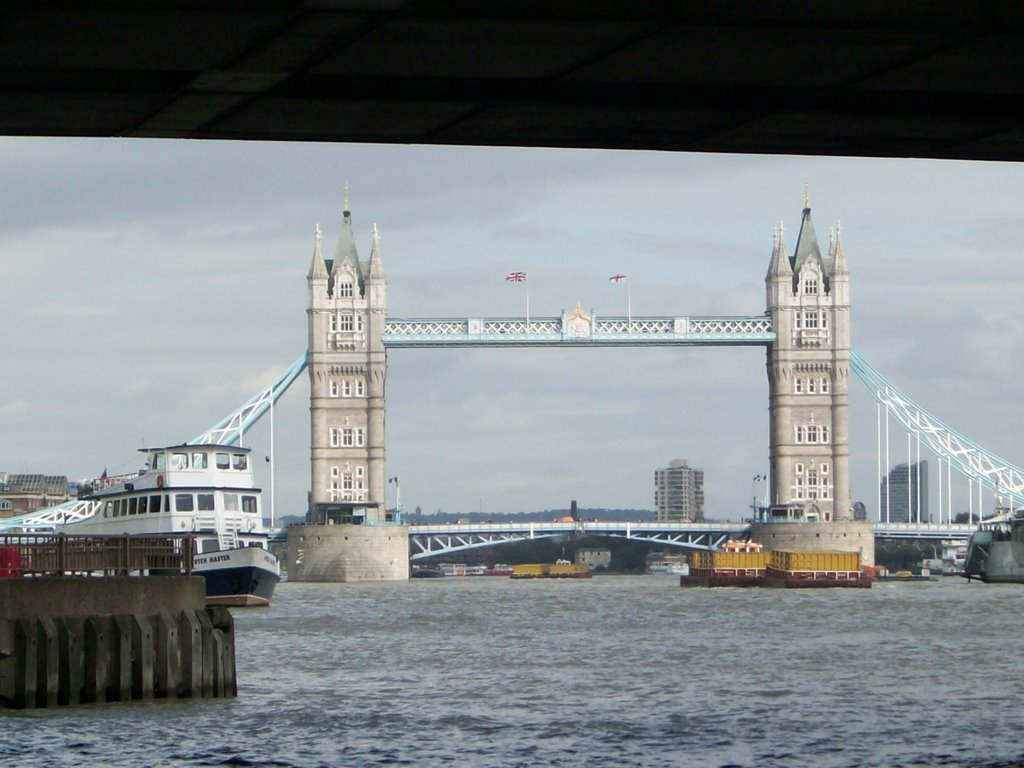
6 194 1022 578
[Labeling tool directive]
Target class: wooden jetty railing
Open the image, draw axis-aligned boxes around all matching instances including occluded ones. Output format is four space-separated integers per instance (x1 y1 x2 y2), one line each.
0 534 194 577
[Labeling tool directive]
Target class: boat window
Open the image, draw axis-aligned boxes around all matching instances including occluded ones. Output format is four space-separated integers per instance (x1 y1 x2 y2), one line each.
104 501 114 518
128 497 138 515
175 494 194 512
242 495 258 514
232 454 247 470
192 452 208 469
152 453 166 471
149 495 162 513
216 453 230 470
114 499 123 517
224 493 239 512
197 493 215 511
170 452 189 470
200 539 220 554
137 496 148 515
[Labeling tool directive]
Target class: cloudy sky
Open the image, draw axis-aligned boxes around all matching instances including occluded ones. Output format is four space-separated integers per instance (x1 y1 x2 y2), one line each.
3 138 1023 521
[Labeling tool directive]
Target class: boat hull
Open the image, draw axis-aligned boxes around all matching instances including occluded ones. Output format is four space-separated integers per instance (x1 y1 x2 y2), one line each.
962 530 1024 583
194 546 281 607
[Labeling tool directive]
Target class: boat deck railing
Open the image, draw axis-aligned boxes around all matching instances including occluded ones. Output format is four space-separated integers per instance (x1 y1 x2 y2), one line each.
0 533 194 577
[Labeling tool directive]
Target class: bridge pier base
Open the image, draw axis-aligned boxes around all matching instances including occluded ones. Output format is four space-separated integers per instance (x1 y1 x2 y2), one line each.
750 521 875 567
286 524 410 582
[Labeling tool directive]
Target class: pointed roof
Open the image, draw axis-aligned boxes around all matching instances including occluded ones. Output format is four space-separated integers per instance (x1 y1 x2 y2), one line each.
790 192 825 277
307 223 328 280
331 200 361 278
830 220 849 277
767 220 791 279
367 222 384 279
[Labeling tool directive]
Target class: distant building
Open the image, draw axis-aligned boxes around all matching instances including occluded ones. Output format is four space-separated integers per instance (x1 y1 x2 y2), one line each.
654 459 705 522
0 473 71 518
880 461 929 523
576 547 611 571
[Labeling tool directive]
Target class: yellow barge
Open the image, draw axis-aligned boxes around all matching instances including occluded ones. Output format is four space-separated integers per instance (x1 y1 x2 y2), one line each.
510 560 592 579
682 542 869 589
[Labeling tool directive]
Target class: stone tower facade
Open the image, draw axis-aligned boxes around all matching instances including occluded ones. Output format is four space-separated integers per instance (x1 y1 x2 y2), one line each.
765 196 851 521
306 196 388 524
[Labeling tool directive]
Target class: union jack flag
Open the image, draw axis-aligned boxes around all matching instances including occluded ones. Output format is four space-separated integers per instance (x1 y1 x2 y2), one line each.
505 271 527 282
609 273 627 282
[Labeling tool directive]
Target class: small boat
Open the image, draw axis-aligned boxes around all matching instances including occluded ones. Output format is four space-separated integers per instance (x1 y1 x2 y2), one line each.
875 569 938 582
411 565 445 578
483 563 514 576
647 560 690 576
437 563 486 576
65 444 281 606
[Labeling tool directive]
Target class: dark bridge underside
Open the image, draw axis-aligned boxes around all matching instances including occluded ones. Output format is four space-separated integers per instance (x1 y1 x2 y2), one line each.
4 2 1024 162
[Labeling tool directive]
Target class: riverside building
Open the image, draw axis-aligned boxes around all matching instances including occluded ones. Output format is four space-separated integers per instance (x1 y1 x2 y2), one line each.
654 459 705 522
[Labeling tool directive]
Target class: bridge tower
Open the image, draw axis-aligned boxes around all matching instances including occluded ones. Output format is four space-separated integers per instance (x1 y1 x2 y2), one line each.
290 192 409 582
305 192 389 528
765 192 851 522
306 192 388 524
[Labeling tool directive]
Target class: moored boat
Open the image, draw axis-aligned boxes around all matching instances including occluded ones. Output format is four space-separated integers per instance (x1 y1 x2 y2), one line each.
411 565 445 578
483 563 514 576
647 560 690 576
682 542 870 588
65 444 280 606
510 559 591 579
963 510 1024 583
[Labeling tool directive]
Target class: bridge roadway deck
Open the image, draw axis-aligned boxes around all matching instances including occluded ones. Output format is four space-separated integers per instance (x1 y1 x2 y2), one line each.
382 315 774 347
405 520 978 560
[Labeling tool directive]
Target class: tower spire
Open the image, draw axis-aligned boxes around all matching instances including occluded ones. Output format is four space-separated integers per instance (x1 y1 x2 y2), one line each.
791 195 823 281
830 219 849 279
368 222 385 279
333 186 360 276
307 222 328 280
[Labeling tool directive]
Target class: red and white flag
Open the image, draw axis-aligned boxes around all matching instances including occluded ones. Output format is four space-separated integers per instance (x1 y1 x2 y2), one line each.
505 271 527 282
609 273 627 282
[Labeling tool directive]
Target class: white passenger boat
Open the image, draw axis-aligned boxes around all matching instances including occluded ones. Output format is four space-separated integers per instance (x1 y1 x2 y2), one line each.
66 444 280 606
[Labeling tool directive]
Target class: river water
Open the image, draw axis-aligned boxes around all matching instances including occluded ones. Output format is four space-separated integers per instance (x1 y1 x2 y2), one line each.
6 576 1024 767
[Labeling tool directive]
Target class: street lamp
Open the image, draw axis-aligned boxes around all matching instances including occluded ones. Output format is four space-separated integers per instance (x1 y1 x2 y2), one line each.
388 476 401 523
751 474 765 521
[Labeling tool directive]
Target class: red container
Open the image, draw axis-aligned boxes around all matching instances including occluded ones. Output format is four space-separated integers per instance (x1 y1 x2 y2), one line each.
0 545 22 577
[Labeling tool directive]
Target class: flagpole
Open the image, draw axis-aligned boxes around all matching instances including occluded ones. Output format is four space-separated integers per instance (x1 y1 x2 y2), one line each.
526 281 530 329
627 281 632 329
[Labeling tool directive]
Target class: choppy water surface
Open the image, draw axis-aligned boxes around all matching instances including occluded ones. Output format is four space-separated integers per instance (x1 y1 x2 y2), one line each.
7 576 1024 767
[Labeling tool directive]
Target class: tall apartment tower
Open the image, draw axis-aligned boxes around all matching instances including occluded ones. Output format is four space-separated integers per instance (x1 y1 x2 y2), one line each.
765 193 851 521
654 459 705 522
881 461 929 523
306 194 388 524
